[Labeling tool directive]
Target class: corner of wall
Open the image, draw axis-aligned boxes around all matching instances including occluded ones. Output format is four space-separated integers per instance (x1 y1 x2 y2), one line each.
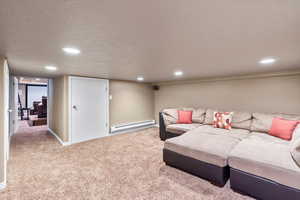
63 75 69 142
49 75 70 144
0 56 7 185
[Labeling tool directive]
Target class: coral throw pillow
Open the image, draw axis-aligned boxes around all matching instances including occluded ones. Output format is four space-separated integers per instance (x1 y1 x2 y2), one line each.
177 110 193 124
213 112 234 130
269 118 300 141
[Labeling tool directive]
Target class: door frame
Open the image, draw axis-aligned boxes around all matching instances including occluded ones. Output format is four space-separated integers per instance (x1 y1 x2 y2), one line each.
8 76 19 151
2 59 9 186
12 77 19 134
68 76 109 144
25 84 47 108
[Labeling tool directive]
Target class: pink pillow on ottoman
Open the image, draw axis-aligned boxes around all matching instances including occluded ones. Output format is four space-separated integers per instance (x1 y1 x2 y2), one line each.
269 118 299 140
177 110 193 124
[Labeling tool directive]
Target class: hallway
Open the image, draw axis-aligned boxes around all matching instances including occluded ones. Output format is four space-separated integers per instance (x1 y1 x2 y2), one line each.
1 121 59 199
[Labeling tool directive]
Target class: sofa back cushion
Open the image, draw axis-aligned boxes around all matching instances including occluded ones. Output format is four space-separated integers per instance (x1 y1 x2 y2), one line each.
205 109 251 130
269 118 300 141
204 108 219 125
162 108 178 125
162 107 206 125
190 108 206 123
292 124 300 143
231 111 252 130
177 107 206 124
289 124 300 162
251 112 300 133
291 138 300 167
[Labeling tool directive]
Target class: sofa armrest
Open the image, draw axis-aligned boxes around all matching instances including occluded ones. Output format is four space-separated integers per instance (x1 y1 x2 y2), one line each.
159 112 167 141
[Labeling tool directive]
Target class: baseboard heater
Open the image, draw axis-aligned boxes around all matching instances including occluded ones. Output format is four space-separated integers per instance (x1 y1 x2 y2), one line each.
110 120 155 134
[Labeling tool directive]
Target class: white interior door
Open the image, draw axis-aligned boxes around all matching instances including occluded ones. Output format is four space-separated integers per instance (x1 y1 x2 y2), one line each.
70 77 109 144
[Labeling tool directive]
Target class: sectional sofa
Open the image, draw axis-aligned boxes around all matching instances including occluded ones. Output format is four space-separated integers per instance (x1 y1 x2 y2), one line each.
160 108 300 200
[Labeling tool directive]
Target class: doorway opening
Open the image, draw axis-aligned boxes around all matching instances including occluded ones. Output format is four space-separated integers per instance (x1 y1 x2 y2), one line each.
17 77 48 128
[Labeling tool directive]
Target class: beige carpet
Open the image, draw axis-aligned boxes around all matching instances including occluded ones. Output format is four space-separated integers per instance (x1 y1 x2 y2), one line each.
0 123 253 200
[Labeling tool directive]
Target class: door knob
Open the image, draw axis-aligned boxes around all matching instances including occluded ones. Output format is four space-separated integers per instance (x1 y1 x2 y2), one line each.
72 105 77 109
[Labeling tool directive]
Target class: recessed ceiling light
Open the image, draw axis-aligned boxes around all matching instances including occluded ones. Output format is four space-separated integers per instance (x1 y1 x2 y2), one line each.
62 47 81 55
45 66 57 71
137 76 144 81
35 78 41 81
174 71 183 76
259 57 277 65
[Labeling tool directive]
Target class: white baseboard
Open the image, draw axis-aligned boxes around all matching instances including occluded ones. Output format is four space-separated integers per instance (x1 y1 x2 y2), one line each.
49 124 158 146
0 182 6 190
109 124 157 135
48 128 71 146
111 120 155 133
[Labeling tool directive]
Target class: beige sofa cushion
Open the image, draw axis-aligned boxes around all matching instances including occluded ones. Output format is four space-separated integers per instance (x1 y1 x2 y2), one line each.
292 124 300 143
195 125 250 140
192 108 206 123
251 112 300 133
250 132 290 145
204 108 219 125
180 107 206 124
229 137 300 190
162 108 178 125
162 108 206 125
291 139 300 167
231 111 252 130
164 127 249 167
166 123 202 134
204 109 251 130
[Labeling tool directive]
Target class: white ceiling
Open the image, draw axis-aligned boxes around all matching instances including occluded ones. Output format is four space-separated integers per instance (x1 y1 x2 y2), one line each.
0 0 300 82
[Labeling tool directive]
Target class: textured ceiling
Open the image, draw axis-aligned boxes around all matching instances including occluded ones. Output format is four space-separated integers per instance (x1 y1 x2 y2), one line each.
0 0 300 82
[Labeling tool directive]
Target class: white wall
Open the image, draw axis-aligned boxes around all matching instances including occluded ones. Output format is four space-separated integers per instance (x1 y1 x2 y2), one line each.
109 80 154 126
48 76 69 142
154 74 300 122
